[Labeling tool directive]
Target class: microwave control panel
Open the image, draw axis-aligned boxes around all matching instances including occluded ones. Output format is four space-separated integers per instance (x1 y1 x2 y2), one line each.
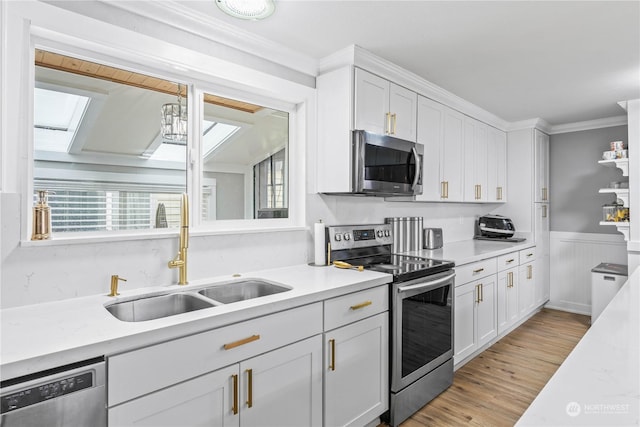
327 224 392 250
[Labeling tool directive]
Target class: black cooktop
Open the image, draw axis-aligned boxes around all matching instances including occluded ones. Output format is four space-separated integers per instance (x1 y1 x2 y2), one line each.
366 254 455 282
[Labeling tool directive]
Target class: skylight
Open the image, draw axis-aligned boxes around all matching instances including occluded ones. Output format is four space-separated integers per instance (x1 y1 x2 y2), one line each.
202 120 240 158
34 87 90 153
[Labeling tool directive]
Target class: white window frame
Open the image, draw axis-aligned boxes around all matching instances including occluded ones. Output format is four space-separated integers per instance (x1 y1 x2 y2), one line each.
4 2 309 244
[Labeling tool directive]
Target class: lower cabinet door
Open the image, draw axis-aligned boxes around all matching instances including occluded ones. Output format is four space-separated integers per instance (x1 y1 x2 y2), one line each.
239 335 323 427
108 364 239 427
519 262 536 316
476 276 497 348
324 312 389 427
497 267 519 334
454 281 477 363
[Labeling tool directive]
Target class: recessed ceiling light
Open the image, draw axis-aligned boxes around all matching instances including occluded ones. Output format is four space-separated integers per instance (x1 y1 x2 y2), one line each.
216 0 275 20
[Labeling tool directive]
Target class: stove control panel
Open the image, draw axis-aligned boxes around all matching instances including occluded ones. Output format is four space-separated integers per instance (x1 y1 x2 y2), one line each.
327 224 392 250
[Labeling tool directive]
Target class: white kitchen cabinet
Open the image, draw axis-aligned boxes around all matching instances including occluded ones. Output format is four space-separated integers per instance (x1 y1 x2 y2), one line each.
487 126 507 202
323 286 389 427
454 276 497 363
415 96 464 201
355 68 417 141
534 129 550 203
110 336 322 427
463 117 489 202
240 336 323 427
497 267 519 335
519 261 536 317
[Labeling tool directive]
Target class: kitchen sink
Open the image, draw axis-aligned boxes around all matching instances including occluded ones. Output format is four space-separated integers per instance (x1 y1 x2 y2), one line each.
106 293 215 322
198 280 291 304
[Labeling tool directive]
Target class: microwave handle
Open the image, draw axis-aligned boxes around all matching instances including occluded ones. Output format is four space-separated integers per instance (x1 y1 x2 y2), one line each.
411 146 421 190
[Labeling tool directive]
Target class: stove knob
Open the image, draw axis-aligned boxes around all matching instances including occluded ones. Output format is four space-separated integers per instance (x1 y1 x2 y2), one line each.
384 230 391 237
334 234 342 242
343 233 351 241
376 230 383 238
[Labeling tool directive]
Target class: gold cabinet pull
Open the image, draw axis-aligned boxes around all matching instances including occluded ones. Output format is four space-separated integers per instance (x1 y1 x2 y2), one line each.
350 300 372 310
527 265 533 280
507 271 513 288
245 369 253 408
526 253 534 258
385 112 392 134
480 283 483 302
473 268 484 274
329 338 336 371
542 205 548 218
506 259 515 264
475 284 480 303
391 113 397 135
497 186 503 200
542 187 548 201
224 334 260 350
475 184 481 200
441 181 446 199
232 374 239 415
445 181 449 199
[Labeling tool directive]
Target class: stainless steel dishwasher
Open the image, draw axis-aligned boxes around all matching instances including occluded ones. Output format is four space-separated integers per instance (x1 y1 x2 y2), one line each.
1 357 106 427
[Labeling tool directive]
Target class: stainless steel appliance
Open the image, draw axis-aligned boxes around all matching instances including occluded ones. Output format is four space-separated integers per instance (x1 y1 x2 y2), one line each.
423 227 443 249
327 224 455 427
0 358 106 427
351 130 423 196
474 214 526 242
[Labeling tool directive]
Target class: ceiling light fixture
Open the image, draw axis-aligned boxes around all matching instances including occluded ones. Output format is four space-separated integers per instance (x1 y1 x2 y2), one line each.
216 0 275 20
161 83 187 145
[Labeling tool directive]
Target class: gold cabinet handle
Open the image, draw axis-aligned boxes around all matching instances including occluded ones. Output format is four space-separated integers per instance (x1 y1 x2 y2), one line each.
507 271 513 288
391 113 397 135
542 205 548 218
329 338 336 371
527 253 534 258
232 374 239 415
497 186 503 200
480 283 483 302
506 259 515 264
224 334 260 350
441 181 446 199
245 369 253 408
475 184 481 200
473 268 484 274
350 300 372 310
475 284 480 303
527 265 533 280
542 187 548 201
385 112 392 134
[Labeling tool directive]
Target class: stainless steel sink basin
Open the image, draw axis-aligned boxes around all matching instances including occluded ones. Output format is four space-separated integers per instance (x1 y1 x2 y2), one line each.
106 293 214 322
198 280 290 304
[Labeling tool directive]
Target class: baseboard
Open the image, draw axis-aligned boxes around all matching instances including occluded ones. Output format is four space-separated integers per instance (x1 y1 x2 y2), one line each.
544 303 590 316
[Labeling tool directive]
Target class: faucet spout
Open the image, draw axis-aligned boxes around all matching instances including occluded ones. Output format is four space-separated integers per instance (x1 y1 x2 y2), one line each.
168 193 189 285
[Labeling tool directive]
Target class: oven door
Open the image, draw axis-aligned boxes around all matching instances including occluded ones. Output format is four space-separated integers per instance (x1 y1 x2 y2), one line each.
352 130 423 196
391 270 455 392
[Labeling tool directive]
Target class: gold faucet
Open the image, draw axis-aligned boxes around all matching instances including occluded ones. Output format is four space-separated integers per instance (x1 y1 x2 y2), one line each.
168 193 189 285
109 275 127 296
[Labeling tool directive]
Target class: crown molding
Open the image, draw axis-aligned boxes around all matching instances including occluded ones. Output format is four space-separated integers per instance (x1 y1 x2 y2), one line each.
98 0 317 80
548 115 628 135
507 118 552 134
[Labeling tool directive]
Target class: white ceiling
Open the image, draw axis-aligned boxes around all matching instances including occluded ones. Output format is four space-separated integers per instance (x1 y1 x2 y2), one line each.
182 0 640 127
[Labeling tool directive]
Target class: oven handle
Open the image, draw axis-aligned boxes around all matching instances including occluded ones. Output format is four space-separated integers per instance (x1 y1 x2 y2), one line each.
397 272 455 293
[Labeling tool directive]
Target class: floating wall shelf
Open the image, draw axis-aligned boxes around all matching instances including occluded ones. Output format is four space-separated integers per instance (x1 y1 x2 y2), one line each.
598 159 629 177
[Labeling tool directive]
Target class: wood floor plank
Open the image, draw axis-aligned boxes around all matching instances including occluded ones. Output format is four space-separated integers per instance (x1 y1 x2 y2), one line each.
382 308 589 427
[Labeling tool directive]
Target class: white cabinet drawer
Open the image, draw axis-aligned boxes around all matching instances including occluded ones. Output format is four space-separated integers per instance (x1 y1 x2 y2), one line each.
455 258 498 285
324 285 388 331
519 246 537 263
108 302 323 406
497 252 519 271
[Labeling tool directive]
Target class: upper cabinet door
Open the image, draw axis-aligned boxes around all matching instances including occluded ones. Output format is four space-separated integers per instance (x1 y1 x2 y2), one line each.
354 68 417 141
534 129 550 203
463 117 489 202
415 96 444 201
487 127 507 203
389 83 417 141
441 108 465 202
354 68 389 135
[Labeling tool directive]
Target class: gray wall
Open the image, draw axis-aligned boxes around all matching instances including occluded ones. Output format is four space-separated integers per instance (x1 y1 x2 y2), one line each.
550 125 628 233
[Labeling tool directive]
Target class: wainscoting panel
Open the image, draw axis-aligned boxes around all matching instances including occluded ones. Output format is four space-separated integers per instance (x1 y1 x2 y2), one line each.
548 231 627 314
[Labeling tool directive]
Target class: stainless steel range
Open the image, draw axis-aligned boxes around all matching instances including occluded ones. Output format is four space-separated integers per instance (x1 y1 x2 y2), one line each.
327 224 455 427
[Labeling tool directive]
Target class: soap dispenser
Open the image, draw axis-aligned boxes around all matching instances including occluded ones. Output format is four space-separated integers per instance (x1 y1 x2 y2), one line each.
31 190 52 240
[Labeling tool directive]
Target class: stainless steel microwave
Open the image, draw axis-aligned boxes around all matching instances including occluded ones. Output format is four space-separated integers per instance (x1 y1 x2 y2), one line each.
352 130 423 196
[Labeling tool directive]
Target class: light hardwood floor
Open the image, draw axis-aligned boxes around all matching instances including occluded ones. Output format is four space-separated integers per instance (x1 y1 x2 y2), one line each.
394 308 590 427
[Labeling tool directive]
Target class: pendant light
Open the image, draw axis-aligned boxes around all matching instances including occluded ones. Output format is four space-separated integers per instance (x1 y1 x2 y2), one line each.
216 0 275 20
161 83 187 145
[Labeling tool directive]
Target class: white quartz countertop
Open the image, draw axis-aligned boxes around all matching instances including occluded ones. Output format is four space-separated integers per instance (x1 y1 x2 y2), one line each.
516 266 640 426
405 236 535 266
0 264 391 380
